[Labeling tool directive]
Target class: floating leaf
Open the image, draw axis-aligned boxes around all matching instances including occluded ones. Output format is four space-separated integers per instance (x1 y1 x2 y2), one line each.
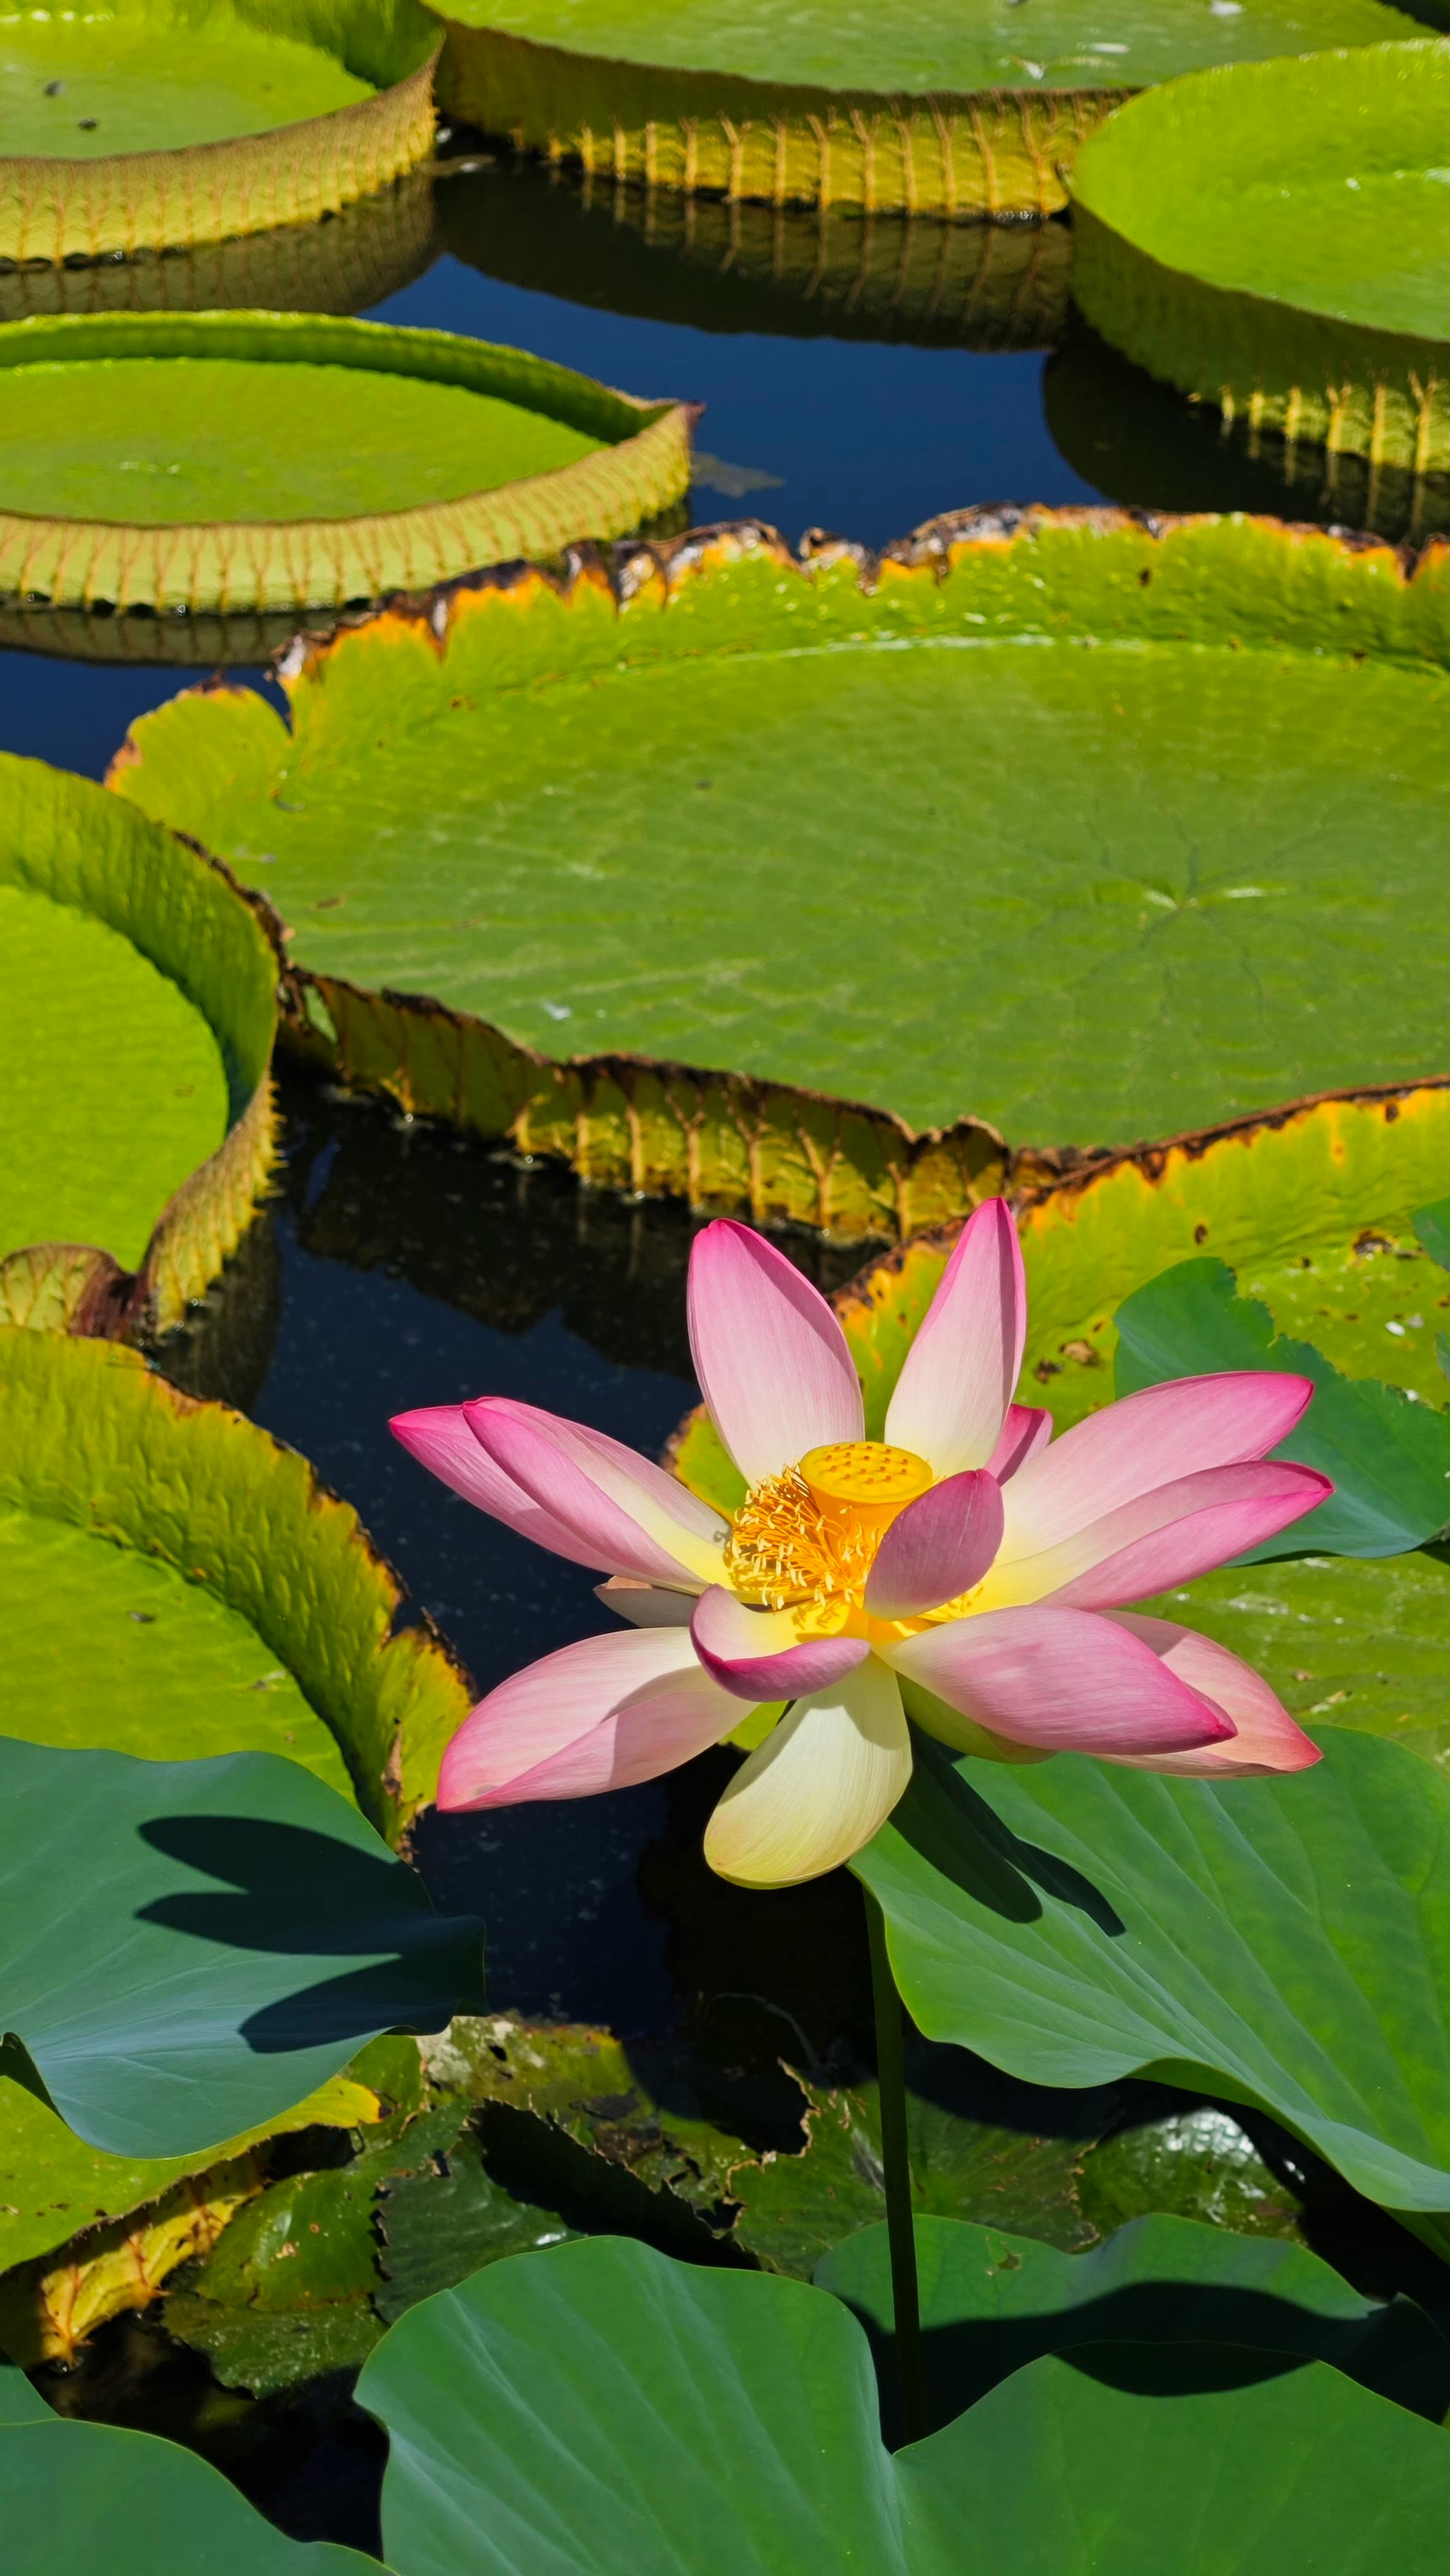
0 312 692 617
356 2233 1450 2575
437 0 1423 219
0 1328 471 1835
854 1728 1450 2238
0 2415 380 2572
111 516 1450 1224
0 752 276 1328
1076 2104 1302 2244
1073 39 1450 480
0 1737 481 2159
0 0 437 261
1112 1256 1450 1558
817 2210 1450 2438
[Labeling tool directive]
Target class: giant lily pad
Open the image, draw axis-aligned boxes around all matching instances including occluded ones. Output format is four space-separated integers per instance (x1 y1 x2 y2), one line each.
0 750 277 1332
0 1327 471 1836
0 311 693 617
109 511 1450 1237
853 1726 1450 2239
0 160 436 328
434 0 1430 221
1072 41 1450 482
443 160 1074 350
356 2233 1450 2573
0 0 438 263
0 1736 481 2158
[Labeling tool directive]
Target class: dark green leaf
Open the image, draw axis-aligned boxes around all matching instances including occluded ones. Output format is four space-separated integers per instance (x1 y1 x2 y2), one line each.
1076 2103 1302 2241
374 2126 576 2322
1414 1198 1450 1275
0 1739 481 2159
356 2233 1450 2575
1113 1257 1450 1557
815 2211 1450 2437
853 1729 1450 2230
0 2416 380 2572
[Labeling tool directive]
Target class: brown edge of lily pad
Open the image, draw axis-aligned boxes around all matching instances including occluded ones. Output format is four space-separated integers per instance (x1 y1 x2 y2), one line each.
0 846 284 1343
155 500 1450 1246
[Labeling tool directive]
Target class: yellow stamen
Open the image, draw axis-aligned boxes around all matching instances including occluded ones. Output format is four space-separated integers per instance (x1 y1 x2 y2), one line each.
722 1441 934 1628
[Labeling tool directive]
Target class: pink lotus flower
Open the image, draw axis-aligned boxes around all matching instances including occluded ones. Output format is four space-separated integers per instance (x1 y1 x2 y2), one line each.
392 1205 1330 1888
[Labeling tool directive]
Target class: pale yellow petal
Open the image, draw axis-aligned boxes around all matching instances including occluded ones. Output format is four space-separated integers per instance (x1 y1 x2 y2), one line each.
703 1656 911 1888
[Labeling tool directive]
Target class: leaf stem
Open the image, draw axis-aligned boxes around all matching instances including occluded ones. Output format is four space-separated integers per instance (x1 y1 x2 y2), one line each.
865 1887 928 2445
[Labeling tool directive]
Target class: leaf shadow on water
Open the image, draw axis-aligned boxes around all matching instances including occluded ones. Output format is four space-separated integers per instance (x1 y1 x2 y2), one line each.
894 1738 1127 1940
135 1815 482 2052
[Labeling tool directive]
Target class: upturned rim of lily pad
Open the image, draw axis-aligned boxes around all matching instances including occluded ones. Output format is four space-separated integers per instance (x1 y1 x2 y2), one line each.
0 309 697 618
0 0 440 264
0 750 281 1337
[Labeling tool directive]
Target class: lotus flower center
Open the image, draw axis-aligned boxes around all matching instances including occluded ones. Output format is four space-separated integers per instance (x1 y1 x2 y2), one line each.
722 1441 933 1620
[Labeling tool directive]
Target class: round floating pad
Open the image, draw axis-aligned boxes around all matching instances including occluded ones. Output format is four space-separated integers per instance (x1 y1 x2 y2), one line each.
435 0 1430 219
0 752 277 1328
0 0 438 261
111 513 1450 1192
1072 41 1450 481
0 1328 470 1835
443 162 1074 351
0 310 694 614
0 164 436 326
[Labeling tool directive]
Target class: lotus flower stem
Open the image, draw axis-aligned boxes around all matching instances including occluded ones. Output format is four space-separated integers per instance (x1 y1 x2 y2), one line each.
865 1888 927 2445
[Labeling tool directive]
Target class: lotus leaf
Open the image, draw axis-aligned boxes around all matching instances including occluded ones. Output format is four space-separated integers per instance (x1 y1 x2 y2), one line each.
1072 42 1450 479
1111 1256 1450 1560
853 1727 1450 2238
0 2416 380 2572
443 162 1074 350
0 311 692 616
0 0 438 262
817 2212 1450 2436
356 2233 1450 2573
434 0 1430 220
0 2041 400 2277
0 751 276 1330
110 513 1450 1234
0 1328 471 1835
0 1736 481 2158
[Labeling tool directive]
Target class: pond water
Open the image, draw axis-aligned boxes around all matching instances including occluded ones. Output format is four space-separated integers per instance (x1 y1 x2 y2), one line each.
15 148 1450 2539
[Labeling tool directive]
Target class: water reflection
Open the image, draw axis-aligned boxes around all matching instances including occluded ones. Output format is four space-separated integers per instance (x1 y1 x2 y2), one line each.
439 157 1072 352
1046 319 1450 549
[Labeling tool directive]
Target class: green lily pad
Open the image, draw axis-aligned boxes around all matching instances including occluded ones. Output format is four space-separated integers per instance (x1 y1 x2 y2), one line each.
0 0 438 262
0 159 435 327
1112 1256 1450 1559
110 515 1450 1230
1072 41 1450 480
438 0 1429 220
0 1735 481 2159
816 2211 1450 2435
356 2233 1450 2574
853 1727 1450 2237
0 312 692 616
0 751 276 1328
0 2416 380 2572
443 162 1074 350
0 1327 471 1835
